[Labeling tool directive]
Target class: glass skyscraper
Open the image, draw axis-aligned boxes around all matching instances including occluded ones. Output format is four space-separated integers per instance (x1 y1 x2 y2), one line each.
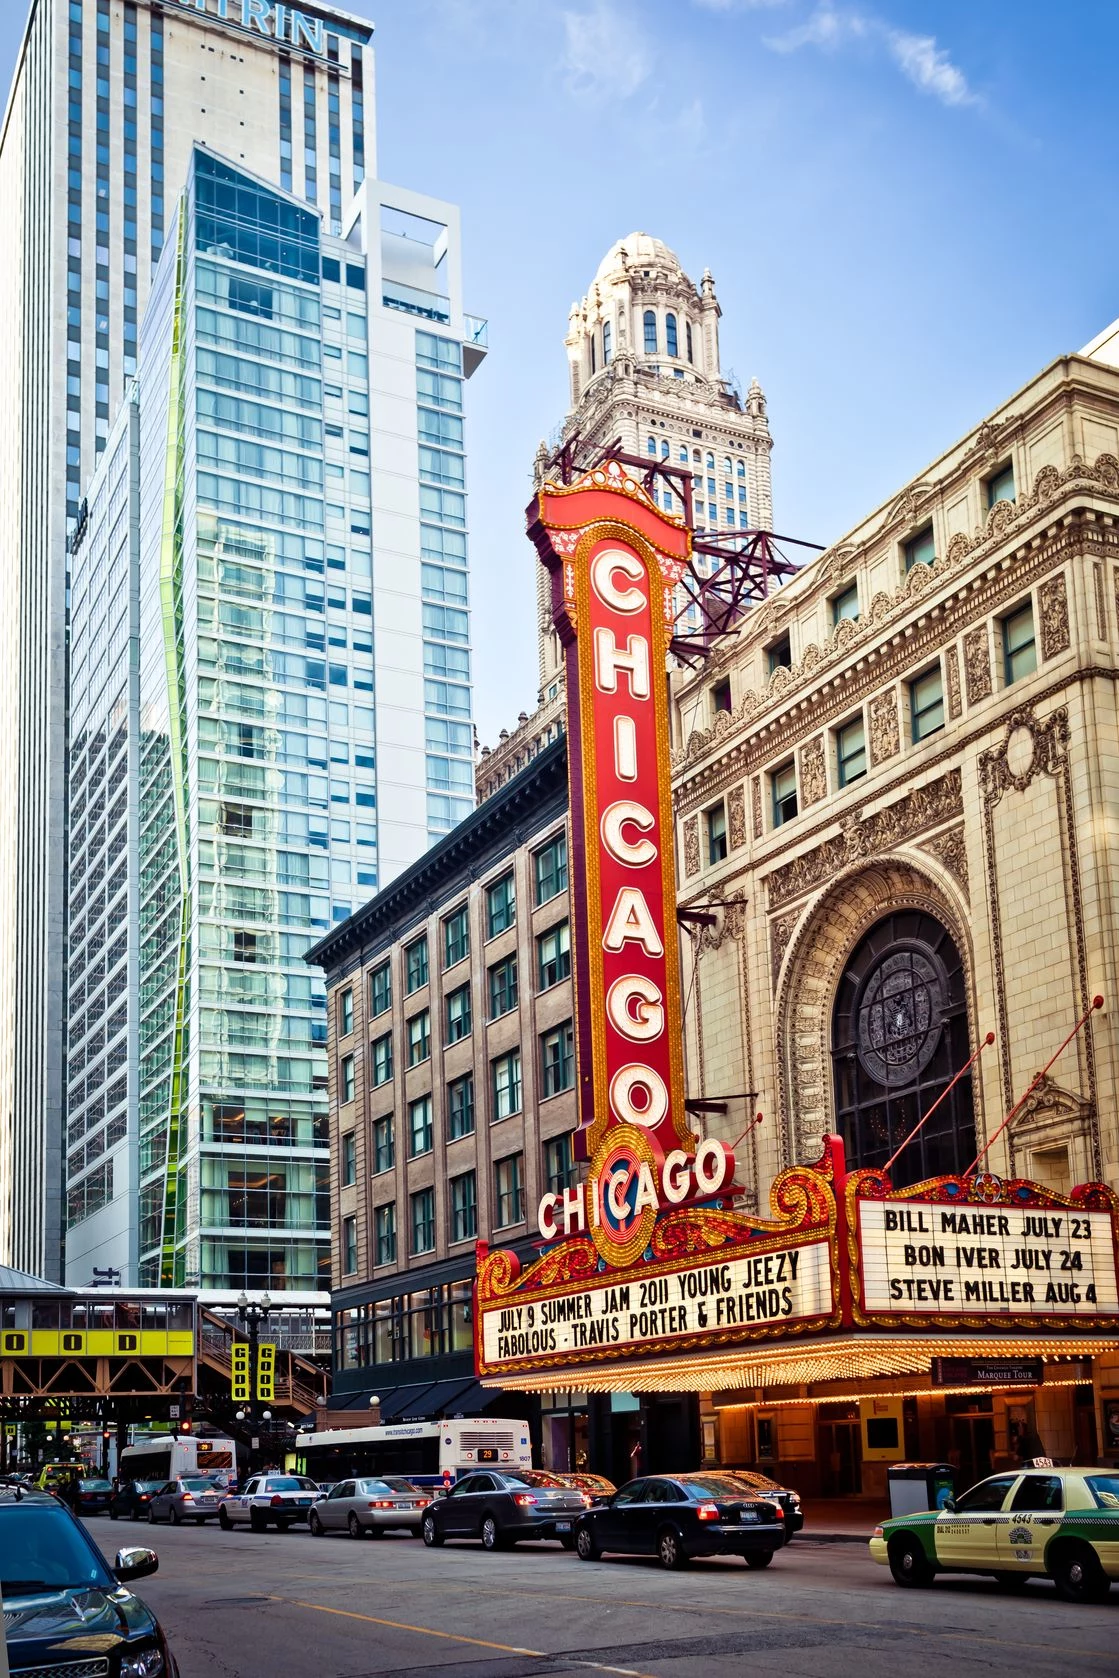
66 145 482 1287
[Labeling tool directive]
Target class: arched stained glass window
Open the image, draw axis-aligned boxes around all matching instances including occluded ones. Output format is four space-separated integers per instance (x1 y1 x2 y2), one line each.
643 310 658 354
666 313 678 357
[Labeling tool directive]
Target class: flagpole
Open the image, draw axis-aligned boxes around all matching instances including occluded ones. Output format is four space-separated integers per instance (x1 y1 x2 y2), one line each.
964 996 1103 1177
882 1030 995 1176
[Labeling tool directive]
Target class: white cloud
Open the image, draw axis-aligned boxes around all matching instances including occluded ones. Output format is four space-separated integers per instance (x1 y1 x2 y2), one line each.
562 3 653 99
765 4 977 109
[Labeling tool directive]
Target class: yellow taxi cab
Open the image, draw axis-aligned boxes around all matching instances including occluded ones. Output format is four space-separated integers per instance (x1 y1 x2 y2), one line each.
870 1465 1119 1602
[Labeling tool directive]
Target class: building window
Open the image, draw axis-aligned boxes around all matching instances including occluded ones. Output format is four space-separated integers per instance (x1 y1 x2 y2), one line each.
711 678 732 715
643 310 658 354
910 666 944 742
409 1094 433 1158
986 462 1015 508
447 1072 475 1139
537 921 571 990
831 583 859 625
339 987 354 1036
451 1171 477 1243
342 1215 357 1275
904 524 935 572
686 321 693 362
544 1134 575 1196
766 634 792 674
486 873 516 937
771 761 797 827
494 1154 525 1228
445 983 472 1044
375 1202 396 1265
370 961 391 1017
488 956 518 1020
405 936 429 993
411 1187 435 1254
666 312 678 357
705 802 728 865
341 1132 356 1187
492 1049 522 1120
1002 602 1037 685
407 1010 431 1067
340 1053 355 1103
541 1022 575 1097
534 835 567 905
602 320 612 364
371 1033 393 1087
373 1115 394 1174
443 904 469 968
836 716 867 787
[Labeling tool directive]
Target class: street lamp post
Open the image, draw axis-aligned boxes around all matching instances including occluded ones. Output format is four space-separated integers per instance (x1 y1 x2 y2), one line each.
234 1291 272 1471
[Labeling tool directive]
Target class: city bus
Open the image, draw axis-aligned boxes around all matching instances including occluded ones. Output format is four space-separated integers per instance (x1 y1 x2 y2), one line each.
117 1433 237 1486
294 1416 531 1489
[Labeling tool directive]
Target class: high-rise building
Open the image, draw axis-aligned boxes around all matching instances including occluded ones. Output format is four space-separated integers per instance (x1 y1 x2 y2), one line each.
0 0 376 1275
66 143 482 1288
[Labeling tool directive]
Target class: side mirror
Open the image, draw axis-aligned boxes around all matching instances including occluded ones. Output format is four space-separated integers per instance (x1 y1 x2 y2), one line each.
940 1498 956 1514
114 1547 159 1583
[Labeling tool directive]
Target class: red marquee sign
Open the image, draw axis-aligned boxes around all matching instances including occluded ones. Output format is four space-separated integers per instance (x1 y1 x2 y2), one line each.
528 462 694 1162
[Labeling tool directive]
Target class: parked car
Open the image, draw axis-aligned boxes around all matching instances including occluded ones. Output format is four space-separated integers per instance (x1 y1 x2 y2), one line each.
218 1473 320 1531
573 1473 786 1571
148 1475 225 1525
309 1476 431 1539
722 1469 804 1539
870 1465 1119 1602
76 1476 114 1516
550 1472 616 1502
422 1468 589 1551
110 1478 163 1522
0 1481 179 1675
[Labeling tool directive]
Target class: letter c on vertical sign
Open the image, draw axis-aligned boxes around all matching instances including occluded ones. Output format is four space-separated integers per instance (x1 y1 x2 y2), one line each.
590 548 646 614
601 801 657 867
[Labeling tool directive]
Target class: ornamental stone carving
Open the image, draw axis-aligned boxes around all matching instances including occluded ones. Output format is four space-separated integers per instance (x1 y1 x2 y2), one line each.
964 625 992 705
683 813 700 878
766 768 963 910
1093 563 1107 639
868 688 899 765
979 706 1069 803
945 643 962 720
751 776 763 840
687 888 750 954
727 782 747 850
1038 571 1070 660
800 735 827 806
770 907 803 988
918 823 970 901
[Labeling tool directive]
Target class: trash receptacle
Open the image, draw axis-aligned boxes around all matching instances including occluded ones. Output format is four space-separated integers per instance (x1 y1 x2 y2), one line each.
886 1463 956 1518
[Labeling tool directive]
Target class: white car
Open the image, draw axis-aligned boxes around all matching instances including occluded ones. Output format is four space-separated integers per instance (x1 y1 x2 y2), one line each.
218 1473 320 1532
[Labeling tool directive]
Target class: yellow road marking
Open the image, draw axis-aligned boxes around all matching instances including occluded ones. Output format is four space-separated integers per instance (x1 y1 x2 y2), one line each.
266 1594 546 1657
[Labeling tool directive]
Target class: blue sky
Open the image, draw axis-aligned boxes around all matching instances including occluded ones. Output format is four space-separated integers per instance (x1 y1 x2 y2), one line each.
6 2 1117 744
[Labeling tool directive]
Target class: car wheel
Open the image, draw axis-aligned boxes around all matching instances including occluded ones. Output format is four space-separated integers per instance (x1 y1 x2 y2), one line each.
657 1527 688 1571
745 1550 774 1570
1050 1543 1111 1603
481 1514 508 1552
309 1511 323 1537
348 1513 365 1540
422 1512 444 1548
130 1509 140 1523
147 1506 157 1524
218 1506 232 1530
888 1534 933 1588
109 1508 118 1521
170 1505 181 1525
558 1535 576 1551
575 1525 600 1562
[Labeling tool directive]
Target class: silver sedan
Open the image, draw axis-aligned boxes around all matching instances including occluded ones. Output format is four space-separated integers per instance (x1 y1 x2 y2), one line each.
147 1475 224 1525
309 1476 431 1539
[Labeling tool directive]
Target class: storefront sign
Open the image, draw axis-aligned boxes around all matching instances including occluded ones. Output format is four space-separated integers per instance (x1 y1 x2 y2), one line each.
528 463 694 1161
851 1172 1119 1331
930 1357 1044 1387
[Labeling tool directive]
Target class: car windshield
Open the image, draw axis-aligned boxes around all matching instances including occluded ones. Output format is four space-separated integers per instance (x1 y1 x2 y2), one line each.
80 1480 112 1492
265 1477 315 1492
0 1505 113 1595
502 1470 565 1489
1086 1474 1119 1510
180 1478 214 1491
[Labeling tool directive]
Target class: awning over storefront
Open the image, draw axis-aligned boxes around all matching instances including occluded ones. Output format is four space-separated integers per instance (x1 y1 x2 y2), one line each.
333 1378 493 1421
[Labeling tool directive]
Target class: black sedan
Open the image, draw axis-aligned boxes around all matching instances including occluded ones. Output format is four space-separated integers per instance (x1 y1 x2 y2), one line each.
0 1483 179 1675
76 1476 114 1515
722 1469 804 1539
421 1468 589 1551
573 1473 786 1571
109 1477 163 1522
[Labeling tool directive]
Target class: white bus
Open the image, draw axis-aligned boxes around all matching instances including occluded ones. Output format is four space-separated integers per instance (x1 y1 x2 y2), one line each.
294 1416 531 1489
117 1434 237 1487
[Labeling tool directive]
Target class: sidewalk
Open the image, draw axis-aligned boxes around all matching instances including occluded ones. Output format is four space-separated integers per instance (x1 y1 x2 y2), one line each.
799 1498 890 1543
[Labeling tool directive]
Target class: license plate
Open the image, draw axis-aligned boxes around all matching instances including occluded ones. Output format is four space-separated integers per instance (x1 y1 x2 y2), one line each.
296 1498 310 1506
555 1521 571 1532
401 1502 415 1509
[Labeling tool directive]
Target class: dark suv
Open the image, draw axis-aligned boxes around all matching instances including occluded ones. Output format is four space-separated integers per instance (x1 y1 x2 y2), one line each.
0 1483 179 1676
422 1469 588 1551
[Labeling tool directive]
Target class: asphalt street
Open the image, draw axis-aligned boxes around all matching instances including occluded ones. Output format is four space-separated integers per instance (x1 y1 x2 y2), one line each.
93 1517 1117 1678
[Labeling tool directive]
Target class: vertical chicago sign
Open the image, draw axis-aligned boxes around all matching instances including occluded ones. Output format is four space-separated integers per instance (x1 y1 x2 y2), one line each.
528 462 696 1167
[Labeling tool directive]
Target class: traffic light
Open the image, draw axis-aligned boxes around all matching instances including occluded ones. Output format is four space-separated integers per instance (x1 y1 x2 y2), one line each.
256 1342 275 1403
232 1342 250 1402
